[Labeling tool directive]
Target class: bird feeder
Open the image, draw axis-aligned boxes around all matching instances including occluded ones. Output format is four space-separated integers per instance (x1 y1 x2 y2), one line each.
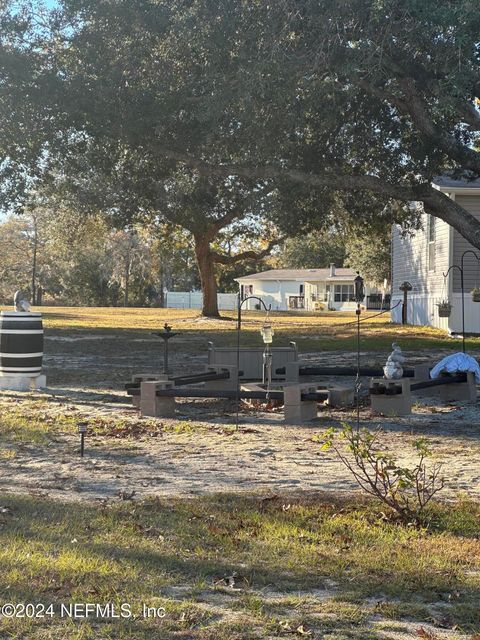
153 323 179 374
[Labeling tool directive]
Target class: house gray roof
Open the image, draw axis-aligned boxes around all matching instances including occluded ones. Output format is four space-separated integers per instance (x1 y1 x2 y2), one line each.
235 268 357 282
433 176 480 190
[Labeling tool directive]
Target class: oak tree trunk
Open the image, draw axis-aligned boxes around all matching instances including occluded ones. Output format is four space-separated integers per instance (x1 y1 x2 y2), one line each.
194 234 220 318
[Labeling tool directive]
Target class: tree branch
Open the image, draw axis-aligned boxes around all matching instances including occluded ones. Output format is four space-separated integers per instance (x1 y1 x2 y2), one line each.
211 237 282 265
150 143 419 200
398 77 480 174
206 210 243 240
356 76 480 174
149 144 480 251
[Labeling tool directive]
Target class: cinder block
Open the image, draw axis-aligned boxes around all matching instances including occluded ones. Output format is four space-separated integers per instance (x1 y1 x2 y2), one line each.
285 361 301 383
410 364 434 398
132 373 168 385
140 380 176 418
327 386 354 408
370 377 412 417
413 364 431 383
439 372 477 403
283 383 318 424
204 365 238 391
131 374 167 409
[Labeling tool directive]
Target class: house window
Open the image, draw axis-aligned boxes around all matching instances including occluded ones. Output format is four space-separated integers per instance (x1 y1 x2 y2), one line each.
428 215 436 271
299 284 304 295
289 296 305 309
240 284 253 299
334 284 355 302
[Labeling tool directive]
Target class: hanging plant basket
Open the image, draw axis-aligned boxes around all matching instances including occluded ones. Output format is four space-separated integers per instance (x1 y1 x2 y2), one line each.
437 301 452 318
472 289 480 302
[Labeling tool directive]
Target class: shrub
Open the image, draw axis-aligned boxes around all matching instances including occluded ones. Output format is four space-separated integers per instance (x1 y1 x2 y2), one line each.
322 425 445 525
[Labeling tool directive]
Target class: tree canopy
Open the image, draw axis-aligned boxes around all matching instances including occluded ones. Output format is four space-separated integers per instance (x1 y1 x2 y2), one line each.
1 0 480 309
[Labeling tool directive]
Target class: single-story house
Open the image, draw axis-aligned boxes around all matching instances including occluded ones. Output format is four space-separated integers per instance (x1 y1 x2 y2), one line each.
391 176 480 333
236 265 385 311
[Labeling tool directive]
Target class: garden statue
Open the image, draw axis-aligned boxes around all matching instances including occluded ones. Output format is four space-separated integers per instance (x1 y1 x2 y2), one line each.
13 290 31 312
383 342 405 379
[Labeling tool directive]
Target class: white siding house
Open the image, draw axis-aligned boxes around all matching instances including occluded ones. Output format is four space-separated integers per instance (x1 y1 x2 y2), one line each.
236 266 383 312
391 177 480 333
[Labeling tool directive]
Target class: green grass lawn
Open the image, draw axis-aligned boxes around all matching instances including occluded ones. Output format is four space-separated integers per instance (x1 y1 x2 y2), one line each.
4 304 479 352
0 493 479 639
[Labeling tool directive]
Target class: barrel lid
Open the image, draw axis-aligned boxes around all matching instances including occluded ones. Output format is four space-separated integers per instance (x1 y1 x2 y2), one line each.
0 312 42 317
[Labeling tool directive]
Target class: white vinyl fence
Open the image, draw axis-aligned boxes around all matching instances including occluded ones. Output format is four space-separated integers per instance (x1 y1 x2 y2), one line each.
165 291 237 310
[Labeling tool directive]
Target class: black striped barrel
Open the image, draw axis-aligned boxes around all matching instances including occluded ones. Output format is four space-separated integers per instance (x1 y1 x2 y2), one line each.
0 312 44 377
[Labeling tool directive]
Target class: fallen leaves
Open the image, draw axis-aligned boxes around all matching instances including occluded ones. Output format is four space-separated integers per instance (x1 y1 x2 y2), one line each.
117 489 136 501
278 620 312 636
213 572 250 590
416 628 439 640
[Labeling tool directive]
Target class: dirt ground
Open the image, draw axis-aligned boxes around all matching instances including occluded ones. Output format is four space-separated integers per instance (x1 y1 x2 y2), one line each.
0 330 479 504
1 322 480 639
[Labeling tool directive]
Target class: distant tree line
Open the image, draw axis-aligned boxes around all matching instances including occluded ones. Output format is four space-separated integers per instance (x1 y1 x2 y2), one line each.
0 205 274 306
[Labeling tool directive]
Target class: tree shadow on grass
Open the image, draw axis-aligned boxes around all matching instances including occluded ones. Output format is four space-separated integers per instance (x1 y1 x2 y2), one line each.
0 493 478 633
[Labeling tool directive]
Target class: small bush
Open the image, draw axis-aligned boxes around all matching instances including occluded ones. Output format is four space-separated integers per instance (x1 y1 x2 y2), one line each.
322 425 445 525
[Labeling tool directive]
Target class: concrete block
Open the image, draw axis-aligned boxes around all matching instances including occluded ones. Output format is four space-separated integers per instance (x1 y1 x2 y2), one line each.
370 377 412 417
410 364 435 398
285 361 301 383
283 383 318 424
327 386 354 408
413 364 431 383
0 374 46 391
140 380 176 418
438 371 477 403
131 374 167 409
204 365 238 391
132 373 168 385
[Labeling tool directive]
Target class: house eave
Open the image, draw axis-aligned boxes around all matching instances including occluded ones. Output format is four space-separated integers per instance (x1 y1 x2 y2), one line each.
433 185 480 195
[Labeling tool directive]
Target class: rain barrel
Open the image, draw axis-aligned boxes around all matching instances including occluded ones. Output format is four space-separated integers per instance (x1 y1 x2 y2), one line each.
0 312 44 377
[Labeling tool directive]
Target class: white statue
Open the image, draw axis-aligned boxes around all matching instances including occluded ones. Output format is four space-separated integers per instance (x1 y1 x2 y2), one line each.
14 290 31 313
383 342 405 379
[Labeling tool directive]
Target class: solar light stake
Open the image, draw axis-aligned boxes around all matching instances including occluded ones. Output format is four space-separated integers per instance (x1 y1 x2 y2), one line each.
78 423 87 457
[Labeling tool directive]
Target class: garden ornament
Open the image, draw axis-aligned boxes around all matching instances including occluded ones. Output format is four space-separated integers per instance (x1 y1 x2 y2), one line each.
383 342 405 379
13 290 31 312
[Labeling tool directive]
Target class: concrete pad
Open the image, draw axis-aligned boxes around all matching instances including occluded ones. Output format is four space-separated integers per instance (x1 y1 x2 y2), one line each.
0 374 46 391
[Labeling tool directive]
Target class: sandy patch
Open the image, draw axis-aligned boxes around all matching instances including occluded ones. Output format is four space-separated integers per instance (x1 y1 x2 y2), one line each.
0 387 478 505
